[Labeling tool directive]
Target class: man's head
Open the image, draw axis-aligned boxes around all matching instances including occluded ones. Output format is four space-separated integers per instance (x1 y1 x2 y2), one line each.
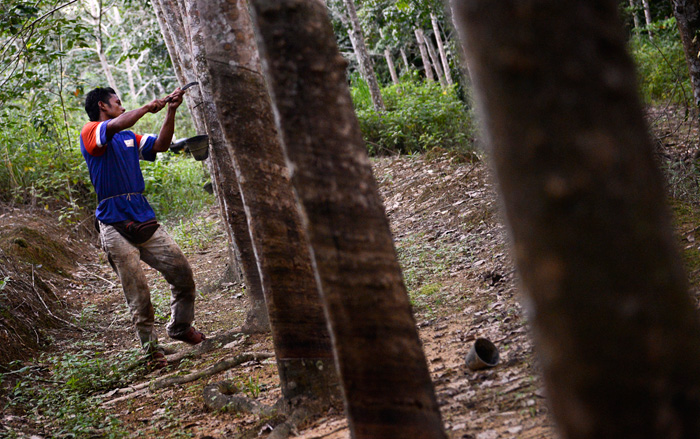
84 87 125 121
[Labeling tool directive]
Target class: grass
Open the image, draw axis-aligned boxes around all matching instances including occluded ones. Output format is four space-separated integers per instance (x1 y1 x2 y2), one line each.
2 345 149 438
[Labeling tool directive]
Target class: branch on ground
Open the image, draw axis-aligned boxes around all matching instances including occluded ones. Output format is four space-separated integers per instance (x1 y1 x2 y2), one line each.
151 351 274 390
166 327 243 362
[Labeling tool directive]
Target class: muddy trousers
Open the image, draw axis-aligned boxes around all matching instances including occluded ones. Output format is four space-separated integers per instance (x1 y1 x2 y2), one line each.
99 222 196 352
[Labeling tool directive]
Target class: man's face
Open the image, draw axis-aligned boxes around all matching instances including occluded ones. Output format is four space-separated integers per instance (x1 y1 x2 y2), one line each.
100 94 125 119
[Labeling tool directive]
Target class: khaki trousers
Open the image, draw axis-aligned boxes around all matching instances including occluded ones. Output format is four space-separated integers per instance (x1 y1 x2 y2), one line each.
99 222 196 352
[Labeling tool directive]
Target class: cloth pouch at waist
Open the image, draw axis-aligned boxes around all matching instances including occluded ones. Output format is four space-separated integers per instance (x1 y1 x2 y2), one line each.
109 219 160 244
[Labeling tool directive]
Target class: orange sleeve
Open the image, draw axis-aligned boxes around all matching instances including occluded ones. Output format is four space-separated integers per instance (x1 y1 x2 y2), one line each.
81 121 107 156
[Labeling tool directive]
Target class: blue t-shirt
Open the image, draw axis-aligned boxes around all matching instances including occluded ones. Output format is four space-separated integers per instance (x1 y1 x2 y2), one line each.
80 120 158 224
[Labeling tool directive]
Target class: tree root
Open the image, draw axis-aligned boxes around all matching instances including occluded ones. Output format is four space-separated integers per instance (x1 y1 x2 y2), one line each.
267 406 310 439
203 381 276 416
166 327 244 362
152 351 274 390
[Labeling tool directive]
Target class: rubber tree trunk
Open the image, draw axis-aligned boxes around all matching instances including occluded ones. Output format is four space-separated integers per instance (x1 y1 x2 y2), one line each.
642 0 654 38
414 28 435 81
671 0 700 109
249 1 447 437
629 0 641 34
179 0 270 334
194 0 339 405
431 13 454 86
152 0 267 333
380 29 399 85
453 1 700 438
342 0 385 111
423 28 447 87
400 47 411 74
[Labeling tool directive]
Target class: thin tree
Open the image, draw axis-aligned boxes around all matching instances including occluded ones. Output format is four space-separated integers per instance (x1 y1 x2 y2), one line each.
628 0 641 34
341 0 385 111
414 27 435 81
422 27 447 87
249 0 447 437
193 0 340 408
642 0 654 39
671 0 700 110
430 13 453 86
379 29 399 85
453 0 700 438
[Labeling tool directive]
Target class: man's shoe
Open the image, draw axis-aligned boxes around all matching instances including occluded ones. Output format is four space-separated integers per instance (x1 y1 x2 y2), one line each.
171 327 206 345
148 351 168 369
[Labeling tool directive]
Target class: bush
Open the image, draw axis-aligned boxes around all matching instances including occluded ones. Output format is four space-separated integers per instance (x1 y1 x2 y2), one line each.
351 76 475 156
141 154 214 220
630 17 692 105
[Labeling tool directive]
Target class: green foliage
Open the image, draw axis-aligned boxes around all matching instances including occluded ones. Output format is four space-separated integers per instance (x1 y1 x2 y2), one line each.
141 155 214 220
352 76 474 155
629 17 692 105
168 215 224 254
3 347 146 437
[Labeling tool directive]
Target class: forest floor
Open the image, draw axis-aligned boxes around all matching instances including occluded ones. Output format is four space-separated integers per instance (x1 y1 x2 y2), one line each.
2 106 700 439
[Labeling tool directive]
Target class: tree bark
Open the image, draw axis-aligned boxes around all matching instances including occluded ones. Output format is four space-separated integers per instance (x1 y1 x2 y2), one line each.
414 28 435 82
400 47 411 74
628 0 641 34
342 0 385 111
249 1 447 437
423 28 447 87
453 1 700 438
380 29 399 85
642 0 654 39
194 0 339 405
431 13 454 86
671 0 700 109
153 0 267 333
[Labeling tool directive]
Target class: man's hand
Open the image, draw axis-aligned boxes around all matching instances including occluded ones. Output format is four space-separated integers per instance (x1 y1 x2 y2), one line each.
165 88 185 110
146 98 167 114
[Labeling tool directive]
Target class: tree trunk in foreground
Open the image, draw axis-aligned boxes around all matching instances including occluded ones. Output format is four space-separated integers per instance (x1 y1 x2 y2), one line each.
414 28 435 82
343 0 385 112
195 0 339 405
153 0 267 332
453 1 700 438
249 1 447 437
671 0 700 109
181 0 270 334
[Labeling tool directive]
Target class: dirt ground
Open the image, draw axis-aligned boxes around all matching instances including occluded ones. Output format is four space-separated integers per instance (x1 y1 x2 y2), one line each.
0 151 557 439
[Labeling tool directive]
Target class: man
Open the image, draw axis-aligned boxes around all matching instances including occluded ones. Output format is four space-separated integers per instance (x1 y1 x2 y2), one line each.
80 86 205 367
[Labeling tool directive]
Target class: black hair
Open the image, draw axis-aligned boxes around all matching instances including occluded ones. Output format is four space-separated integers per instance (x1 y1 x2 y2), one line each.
84 87 116 121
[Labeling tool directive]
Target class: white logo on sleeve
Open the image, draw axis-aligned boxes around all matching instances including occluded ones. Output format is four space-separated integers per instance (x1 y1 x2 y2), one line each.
125 139 135 147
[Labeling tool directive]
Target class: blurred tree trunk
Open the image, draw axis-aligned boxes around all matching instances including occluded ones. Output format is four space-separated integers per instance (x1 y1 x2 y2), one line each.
152 0 267 333
453 1 700 438
431 13 453 86
671 0 700 109
414 28 435 81
194 0 340 405
249 0 447 437
342 0 385 111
